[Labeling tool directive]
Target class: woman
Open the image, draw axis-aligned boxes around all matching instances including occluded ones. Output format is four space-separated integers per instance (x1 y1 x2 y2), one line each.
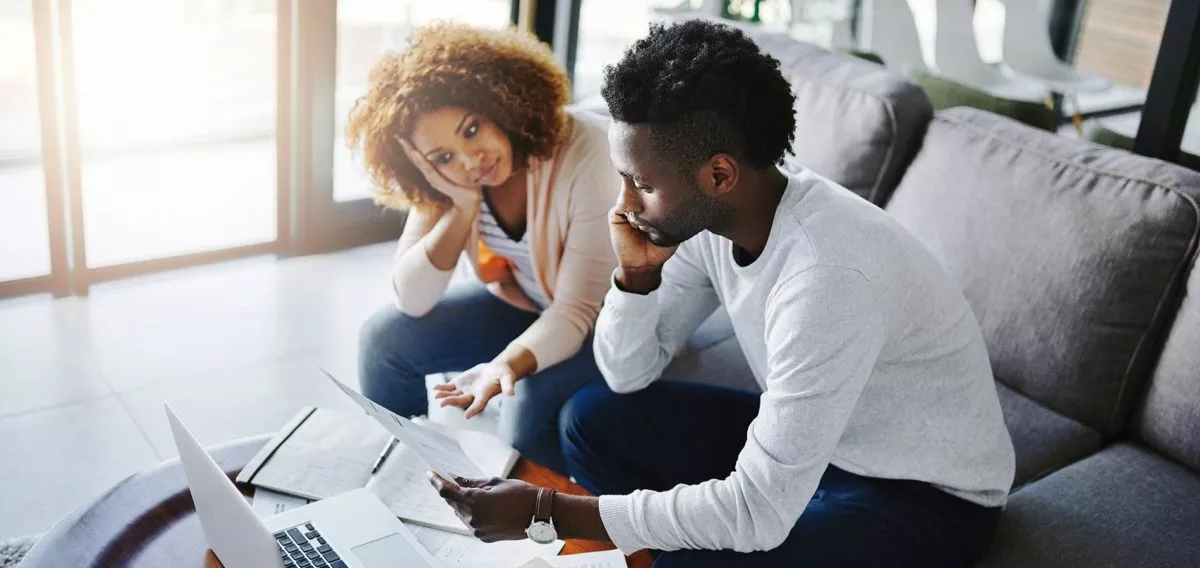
347 22 618 473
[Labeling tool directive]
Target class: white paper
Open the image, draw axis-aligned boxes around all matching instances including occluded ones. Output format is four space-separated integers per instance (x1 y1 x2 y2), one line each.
380 412 486 479
419 418 519 477
543 550 625 568
251 488 313 519
363 420 519 534
516 560 554 568
323 369 485 479
367 443 470 534
407 522 563 563
460 550 625 568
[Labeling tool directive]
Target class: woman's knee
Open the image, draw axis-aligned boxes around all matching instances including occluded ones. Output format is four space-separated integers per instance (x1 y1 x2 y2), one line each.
359 305 419 364
493 379 602 459
496 413 543 461
358 305 431 389
496 388 553 443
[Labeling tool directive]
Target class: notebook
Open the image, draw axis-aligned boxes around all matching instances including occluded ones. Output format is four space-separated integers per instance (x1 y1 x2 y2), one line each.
238 406 520 534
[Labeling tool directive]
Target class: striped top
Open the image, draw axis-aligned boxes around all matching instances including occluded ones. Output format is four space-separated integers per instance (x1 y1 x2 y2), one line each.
479 194 550 310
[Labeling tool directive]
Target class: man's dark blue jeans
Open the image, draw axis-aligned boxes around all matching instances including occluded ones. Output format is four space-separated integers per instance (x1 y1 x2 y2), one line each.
559 381 1002 567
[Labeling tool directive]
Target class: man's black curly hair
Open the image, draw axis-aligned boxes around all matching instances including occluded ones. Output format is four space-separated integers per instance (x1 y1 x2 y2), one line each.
601 19 796 171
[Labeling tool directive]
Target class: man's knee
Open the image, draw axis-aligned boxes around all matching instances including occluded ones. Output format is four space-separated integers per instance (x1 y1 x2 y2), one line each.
653 550 720 568
557 382 623 442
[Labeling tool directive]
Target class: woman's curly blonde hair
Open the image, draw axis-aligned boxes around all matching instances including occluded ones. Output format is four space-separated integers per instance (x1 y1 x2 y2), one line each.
346 22 571 213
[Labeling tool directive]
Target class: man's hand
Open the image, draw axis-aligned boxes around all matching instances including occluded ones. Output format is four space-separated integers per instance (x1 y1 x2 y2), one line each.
429 474 539 542
432 361 516 419
609 207 678 271
608 207 677 294
398 137 481 211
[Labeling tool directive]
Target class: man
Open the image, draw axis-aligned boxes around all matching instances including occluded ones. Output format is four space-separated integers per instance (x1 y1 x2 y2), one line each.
427 20 1015 566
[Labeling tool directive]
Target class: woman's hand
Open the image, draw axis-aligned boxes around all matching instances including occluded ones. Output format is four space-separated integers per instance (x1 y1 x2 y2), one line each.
398 137 481 210
433 360 516 418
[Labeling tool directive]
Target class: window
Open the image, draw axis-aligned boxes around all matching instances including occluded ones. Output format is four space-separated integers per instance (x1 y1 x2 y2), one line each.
0 1 51 282
71 0 278 267
903 0 1005 65
573 0 674 100
1074 0 1168 88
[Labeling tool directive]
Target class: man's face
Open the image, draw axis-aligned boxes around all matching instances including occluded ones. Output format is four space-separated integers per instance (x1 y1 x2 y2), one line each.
607 121 719 248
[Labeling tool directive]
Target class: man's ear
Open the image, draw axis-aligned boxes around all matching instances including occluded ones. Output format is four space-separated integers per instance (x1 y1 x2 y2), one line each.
707 154 739 197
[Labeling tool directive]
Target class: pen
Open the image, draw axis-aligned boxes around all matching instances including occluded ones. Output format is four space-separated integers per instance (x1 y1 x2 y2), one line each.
370 436 398 474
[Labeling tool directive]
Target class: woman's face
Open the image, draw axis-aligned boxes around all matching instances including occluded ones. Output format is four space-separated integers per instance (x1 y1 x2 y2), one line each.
407 106 515 188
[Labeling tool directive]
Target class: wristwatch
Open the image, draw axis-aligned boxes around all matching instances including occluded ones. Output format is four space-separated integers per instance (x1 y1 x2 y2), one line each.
526 488 558 544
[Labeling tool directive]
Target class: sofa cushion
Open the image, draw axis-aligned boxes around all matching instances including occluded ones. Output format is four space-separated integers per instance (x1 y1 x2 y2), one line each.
997 383 1103 487
746 33 932 205
663 332 759 394
684 308 735 352
885 107 1200 435
977 443 1200 568
1135 260 1200 471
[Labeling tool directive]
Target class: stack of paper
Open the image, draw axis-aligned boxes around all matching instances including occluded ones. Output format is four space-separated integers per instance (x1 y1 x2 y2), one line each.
321 369 568 563
249 370 583 567
251 487 565 564
241 369 521 533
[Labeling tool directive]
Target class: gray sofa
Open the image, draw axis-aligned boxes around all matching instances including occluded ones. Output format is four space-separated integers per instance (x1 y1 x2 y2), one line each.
631 28 1200 567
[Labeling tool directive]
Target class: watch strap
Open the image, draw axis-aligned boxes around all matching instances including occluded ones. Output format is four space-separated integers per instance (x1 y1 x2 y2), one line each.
534 488 556 522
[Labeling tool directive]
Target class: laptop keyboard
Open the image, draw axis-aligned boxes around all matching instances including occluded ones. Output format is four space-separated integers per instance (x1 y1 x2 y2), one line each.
275 523 344 568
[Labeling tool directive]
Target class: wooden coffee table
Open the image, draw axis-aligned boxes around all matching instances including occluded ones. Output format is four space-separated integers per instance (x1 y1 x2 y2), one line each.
18 435 653 567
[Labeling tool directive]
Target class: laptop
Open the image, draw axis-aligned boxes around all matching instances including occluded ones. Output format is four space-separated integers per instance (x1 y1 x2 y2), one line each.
165 403 440 568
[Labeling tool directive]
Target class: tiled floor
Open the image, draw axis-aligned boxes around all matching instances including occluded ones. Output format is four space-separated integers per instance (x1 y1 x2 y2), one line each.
0 241 454 540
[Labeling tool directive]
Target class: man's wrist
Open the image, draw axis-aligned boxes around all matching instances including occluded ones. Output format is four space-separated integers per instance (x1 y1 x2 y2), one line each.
615 267 663 295
550 492 610 542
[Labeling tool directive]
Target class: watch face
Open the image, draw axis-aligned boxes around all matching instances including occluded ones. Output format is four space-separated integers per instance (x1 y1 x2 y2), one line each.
526 521 557 544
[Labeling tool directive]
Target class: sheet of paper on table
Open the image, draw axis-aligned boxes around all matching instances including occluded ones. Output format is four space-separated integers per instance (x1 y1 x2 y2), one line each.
251 486 563 564
407 522 562 563
251 488 313 519
511 550 625 568
517 560 554 568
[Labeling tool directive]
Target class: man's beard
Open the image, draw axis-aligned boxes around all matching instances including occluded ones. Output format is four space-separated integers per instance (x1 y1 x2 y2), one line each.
640 225 684 247
636 190 722 248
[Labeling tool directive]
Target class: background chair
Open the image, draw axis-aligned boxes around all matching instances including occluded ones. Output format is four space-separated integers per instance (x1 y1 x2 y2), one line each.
860 0 931 73
934 0 1049 102
1001 0 1110 95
